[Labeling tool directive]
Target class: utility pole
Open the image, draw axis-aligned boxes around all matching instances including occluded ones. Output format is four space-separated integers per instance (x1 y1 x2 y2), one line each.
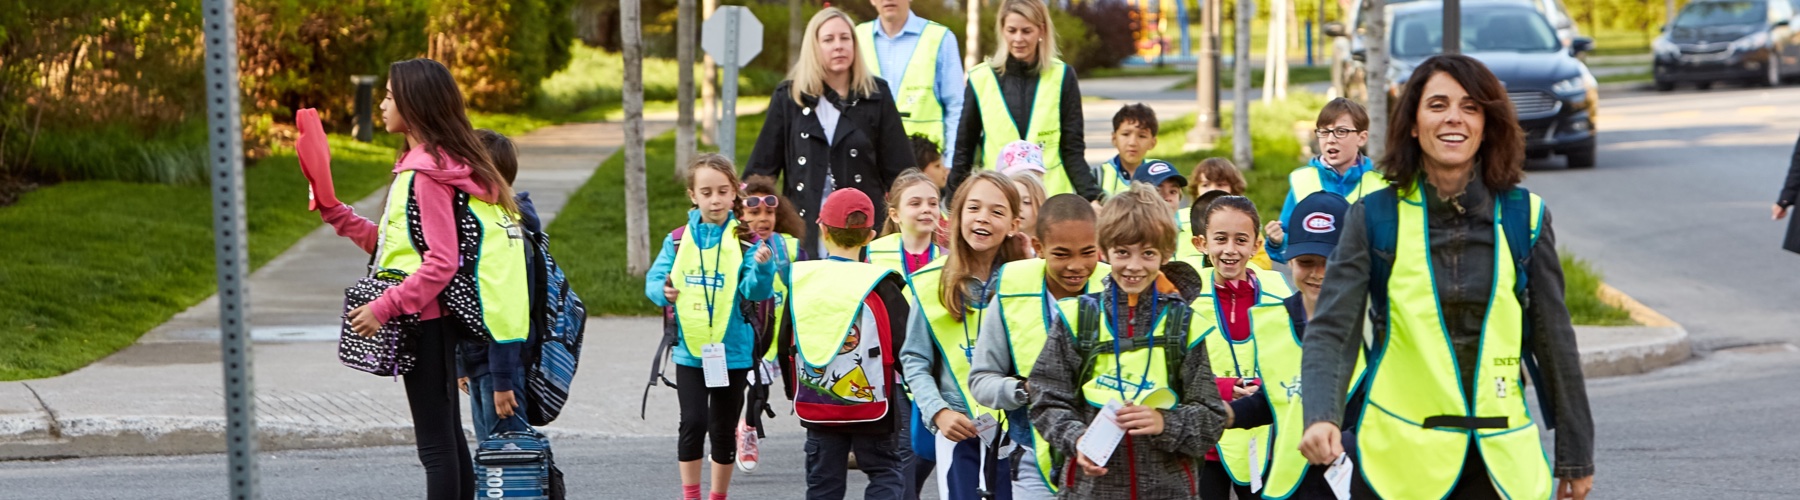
1366 0 1389 162
1189 0 1223 147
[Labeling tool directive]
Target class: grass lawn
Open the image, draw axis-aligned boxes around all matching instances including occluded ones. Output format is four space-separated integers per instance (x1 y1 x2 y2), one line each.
1562 254 1635 326
548 114 765 316
0 135 401 380
1591 27 1656 58
1596 69 1652 84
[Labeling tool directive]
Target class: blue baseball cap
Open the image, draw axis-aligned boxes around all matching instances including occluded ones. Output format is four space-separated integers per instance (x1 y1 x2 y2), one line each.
1132 160 1187 188
1285 191 1352 259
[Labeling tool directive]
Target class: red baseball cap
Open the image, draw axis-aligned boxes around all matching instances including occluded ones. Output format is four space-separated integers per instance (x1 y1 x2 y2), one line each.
819 189 876 229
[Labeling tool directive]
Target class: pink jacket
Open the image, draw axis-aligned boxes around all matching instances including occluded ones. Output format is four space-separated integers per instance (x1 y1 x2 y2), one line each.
322 145 499 325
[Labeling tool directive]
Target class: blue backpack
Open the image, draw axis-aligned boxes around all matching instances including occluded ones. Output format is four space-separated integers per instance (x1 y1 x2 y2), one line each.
522 221 587 427
1363 186 1557 429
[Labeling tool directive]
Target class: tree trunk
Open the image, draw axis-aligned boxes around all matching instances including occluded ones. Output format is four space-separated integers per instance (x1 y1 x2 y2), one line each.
700 0 718 146
677 0 697 172
1365 0 1389 163
1262 0 1279 103
624 0 652 277
966 0 982 69
789 0 804 70
1190 0 1222 147
1235 0 1254 169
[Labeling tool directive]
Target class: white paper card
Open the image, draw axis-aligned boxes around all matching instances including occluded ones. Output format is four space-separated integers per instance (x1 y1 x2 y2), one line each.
1077 399 1127 467
974 413 1001 444
701 343 729 388
1249 436 1264 493
1324 453 1354 500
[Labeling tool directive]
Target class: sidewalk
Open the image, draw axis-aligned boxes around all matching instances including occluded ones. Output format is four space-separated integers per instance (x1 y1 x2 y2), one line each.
0 119 679 459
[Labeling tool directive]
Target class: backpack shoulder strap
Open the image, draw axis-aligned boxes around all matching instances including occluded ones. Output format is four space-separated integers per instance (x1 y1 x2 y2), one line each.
1159 300 1192 394
1073 296 1105 387
1500 187 1557 430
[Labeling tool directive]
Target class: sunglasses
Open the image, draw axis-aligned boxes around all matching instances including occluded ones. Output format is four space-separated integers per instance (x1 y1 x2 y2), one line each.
743 195 779 209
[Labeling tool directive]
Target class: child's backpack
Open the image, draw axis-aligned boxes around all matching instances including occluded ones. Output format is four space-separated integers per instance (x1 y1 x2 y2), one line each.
474 429 566 499
521 222 588 427
1068 295 1194 400
792 275 900 425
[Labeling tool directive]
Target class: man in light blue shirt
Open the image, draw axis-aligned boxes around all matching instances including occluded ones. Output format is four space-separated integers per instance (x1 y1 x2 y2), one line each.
857 0 965 162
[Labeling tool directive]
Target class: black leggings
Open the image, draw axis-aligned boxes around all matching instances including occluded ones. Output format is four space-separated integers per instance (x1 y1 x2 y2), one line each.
675 365 750 464
1199 458 1256 500
406 318 474 500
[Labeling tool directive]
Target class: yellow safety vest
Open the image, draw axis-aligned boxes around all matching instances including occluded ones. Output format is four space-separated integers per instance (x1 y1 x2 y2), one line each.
907 263 1003 421
968 60 1072 195
865 232 940 278
1094 157 1137 199
992 258 1110 492
672 218 746 357
1356 187 1552 499
856 21 951 148
790 259 899 422
1288 163 1388 205
1252 302 1370 498
1189 271 1293 486
1056 293 1197 406
374 170 530 343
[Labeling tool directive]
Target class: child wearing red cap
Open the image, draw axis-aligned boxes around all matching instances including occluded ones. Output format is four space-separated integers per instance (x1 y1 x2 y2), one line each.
783 189 918 500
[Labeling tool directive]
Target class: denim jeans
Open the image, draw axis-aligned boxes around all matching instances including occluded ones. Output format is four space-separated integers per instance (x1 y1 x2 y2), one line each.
467 370 529 441
805 428 909 500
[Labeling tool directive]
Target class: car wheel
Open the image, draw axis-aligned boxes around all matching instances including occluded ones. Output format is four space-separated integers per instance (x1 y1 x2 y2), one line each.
1768 56 1783 87
1655 79 1676 92
1566 143 1597 169
1697 80 1715 90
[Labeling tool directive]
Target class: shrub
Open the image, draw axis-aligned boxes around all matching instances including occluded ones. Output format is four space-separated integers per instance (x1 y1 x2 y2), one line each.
427 0 578 112
1068 0 1139 73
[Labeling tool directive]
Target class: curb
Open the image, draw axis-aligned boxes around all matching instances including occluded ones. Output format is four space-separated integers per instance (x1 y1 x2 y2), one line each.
0 418 642 461
1575 283 1691 378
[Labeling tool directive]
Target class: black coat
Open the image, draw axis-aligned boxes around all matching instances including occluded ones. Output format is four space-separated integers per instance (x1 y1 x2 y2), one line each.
746 79 917 253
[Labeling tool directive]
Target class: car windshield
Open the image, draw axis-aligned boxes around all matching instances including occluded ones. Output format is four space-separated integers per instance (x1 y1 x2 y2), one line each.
1674 1 1765 27
1390 7 1562 58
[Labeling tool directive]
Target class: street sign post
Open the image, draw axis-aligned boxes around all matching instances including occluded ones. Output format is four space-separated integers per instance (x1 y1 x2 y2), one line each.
702 6 763 158
200 0 258 498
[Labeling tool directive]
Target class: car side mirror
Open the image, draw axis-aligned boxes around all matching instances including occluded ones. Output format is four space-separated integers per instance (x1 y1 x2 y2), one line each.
1353 47 1367 62
1323 21 1348 38
1570 36 1595 55
1777 18 1792 27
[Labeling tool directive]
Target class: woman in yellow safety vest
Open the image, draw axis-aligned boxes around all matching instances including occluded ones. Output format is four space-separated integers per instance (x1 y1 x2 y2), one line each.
1298 54 1596 500
944 0 1100 203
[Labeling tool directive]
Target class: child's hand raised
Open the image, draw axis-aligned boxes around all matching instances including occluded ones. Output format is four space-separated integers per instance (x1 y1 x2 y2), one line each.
753 240 774 264
1264 220 1286 246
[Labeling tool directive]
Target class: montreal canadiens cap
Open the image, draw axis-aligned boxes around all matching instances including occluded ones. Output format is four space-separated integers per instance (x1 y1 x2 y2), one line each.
1285 191 1351 259
1132 160 1187 188
819 188 876 229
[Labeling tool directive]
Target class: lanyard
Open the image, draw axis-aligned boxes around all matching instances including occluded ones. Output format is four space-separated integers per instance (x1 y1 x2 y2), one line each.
1213 273 1259 379
1107 286 1158 403
697 222 729 331
899 237 937 275
960 279 989 362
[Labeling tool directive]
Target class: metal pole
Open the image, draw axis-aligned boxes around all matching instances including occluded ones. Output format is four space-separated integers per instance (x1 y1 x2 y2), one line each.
719 8 741 160
201 0 258 498
677 0 697 171
1443 0 1460 54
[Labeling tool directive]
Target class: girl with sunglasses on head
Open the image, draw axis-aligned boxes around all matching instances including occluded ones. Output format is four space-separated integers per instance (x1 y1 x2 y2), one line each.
732 177 806 474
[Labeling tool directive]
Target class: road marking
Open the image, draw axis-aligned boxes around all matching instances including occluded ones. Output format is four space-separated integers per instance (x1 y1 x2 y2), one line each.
1661 110 1702 120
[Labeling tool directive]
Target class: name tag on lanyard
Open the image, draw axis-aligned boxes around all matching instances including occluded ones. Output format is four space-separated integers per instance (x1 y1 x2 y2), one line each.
701 343 729 388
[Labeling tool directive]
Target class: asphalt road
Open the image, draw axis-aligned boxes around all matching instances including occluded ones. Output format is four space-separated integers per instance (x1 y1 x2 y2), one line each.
7 85 1800 499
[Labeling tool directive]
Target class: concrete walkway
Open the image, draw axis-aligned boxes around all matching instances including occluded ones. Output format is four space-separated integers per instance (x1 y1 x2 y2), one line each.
0 120 675 459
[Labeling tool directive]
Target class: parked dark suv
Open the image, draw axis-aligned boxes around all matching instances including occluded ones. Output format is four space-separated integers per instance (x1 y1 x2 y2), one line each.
1652 0 1800 90
1328 1 1599 168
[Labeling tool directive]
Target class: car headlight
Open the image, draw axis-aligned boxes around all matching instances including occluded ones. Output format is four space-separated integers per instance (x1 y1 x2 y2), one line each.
1730 31 1770 53
1652 37 1680 57
1552 75 1588 95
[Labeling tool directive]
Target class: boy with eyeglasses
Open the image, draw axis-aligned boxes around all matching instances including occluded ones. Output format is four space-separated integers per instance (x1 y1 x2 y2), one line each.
1264 98 1389 263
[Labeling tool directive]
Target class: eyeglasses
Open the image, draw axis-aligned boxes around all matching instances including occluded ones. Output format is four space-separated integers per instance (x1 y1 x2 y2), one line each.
743 195 779 208
1314 127 1362 139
